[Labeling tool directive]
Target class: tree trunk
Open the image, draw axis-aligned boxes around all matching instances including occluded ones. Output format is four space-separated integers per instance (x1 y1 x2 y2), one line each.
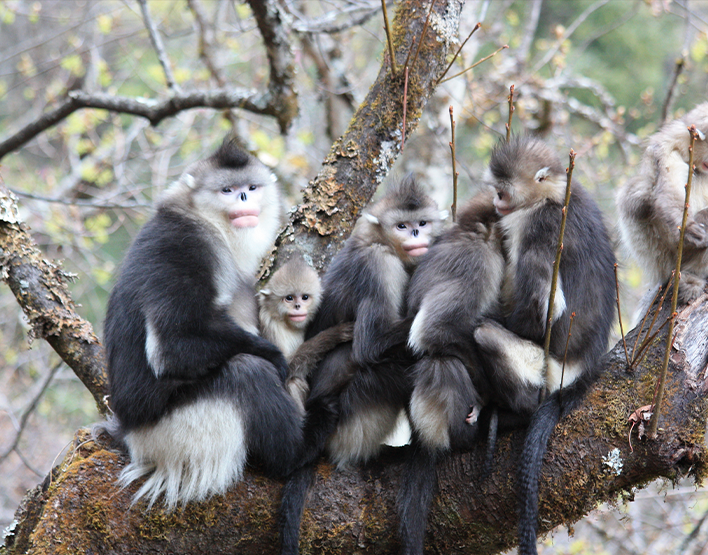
4 296 707 555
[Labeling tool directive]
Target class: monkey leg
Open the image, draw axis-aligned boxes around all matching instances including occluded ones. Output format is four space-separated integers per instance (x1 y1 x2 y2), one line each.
676 271 708 305
227 354 305 477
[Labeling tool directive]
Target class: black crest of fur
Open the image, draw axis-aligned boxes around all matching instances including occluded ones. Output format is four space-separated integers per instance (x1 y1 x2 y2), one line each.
489 136 564 182
211 136 250 169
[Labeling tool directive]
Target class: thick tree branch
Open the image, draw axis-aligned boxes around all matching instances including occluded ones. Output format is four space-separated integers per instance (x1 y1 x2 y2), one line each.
267 0 464 274
0 182 108 415
4 296 707 554
0 88 279 162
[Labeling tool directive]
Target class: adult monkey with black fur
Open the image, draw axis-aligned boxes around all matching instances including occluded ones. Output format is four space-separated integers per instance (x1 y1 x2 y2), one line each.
279 176 447 555
399 137 616 555
102 137 303 510
617 102 708 312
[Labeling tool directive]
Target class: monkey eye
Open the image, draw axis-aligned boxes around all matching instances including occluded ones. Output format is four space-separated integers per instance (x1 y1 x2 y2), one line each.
221 186 234 194
248 184 257 191
396 223 407 230
285 295 294 302
419 220 427 227
302 294 309 300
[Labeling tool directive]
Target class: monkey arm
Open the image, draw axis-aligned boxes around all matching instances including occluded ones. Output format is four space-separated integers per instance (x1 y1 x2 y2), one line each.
505 204 562 344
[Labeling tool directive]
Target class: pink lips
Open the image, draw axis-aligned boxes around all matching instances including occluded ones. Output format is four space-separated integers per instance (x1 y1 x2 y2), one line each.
289 313 308 322
404 244 429 257
229 209 260 228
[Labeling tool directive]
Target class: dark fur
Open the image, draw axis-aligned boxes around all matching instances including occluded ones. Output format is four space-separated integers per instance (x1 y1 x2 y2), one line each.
279 176 444 555
398 137 616 555
104 137 301 509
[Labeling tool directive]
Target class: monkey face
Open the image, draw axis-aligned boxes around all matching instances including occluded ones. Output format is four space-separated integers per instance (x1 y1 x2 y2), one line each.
281 293 315 329
220 183 264 228
391 219 433 259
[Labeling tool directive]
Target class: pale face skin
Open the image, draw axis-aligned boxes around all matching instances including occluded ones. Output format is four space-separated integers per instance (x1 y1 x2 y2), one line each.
391 219 433 258
282 293 315 328
220 183 264 228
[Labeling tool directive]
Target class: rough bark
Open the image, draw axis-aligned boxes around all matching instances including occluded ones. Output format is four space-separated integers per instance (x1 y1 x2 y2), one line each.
0 182 109 415
264 0 464 277
3 295 707 555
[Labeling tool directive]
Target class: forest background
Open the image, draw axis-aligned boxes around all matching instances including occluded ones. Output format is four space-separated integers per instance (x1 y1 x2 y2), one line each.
1 0 708 553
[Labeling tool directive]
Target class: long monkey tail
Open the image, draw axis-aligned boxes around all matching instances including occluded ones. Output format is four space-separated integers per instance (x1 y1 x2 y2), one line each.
516 379 591 555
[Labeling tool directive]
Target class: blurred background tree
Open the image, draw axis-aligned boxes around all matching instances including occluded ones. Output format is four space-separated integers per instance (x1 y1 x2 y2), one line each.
1 1 707 552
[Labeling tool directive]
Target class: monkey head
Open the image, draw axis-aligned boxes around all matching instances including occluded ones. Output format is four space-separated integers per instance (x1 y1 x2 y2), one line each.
162 136 284 233
487 137 566 216
259 258 322 331
360 175 448 266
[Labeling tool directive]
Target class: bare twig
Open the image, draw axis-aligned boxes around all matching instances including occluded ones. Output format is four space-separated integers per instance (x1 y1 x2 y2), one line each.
187 0 227 87
11 188 149 210
449 106 459 222
631 277 673 365
408 0 438 72
614 263 631 367
660 56 686 127
0 361 64 464
506 84 515 142
629 312 674 371
382 0 397 75
402 67 409 151
542 149 575 399
137 0 180 92
0 88 280 161
438 23 481 84
437 44 508 85
648 125 699 438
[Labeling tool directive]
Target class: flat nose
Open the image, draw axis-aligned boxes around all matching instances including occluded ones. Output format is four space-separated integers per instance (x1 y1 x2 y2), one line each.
240 192 247 201
412 229 419 237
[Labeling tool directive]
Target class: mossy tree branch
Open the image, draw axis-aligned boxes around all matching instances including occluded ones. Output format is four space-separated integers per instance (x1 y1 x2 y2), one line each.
4 296 707 555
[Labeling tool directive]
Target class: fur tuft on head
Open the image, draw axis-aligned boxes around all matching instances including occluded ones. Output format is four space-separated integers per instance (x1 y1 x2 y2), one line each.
367 174 443 229
487 136 567 206
211 135 251 169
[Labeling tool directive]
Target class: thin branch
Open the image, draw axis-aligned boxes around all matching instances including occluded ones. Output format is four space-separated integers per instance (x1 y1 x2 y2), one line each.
615 263 631 368
530 0 612 75
505 84 515 142
631 278 672 365
437 44 508 85
382 0 397 75
449 106 458 222
515 0 543 66
187 0 227 87
9 188 149 210
408 0 437 72
0 361 64 463
0 88 275 161
290 4 380 34
660 56 686 127
402 66 409 151
437 22 481 84
136 0 180 92
648 125 699 438
542 149 575 399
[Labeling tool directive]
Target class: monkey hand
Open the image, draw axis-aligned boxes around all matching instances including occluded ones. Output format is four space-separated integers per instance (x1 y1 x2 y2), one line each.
683 218 708 249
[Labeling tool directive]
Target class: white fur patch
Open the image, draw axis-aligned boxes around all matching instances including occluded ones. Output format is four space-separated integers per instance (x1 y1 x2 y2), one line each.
410 390 450 451
383 411 411 447
121 398 247 510
407 304 429 354
474 323 545 387
144 319 164 378
326 405 400 468
551 281 566 323
545 358 582 392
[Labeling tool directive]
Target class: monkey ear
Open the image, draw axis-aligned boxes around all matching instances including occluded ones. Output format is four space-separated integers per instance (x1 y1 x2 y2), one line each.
534 167 551 183
363 213 380 225
257 289 271 301
697 129 706 141
439 210 450 220
181 174 197 189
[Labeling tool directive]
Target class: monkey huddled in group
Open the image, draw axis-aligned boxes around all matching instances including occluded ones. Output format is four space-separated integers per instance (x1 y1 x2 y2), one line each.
102 137 304 510
399 137 616 555
278 176 447 555
617 102 708 311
